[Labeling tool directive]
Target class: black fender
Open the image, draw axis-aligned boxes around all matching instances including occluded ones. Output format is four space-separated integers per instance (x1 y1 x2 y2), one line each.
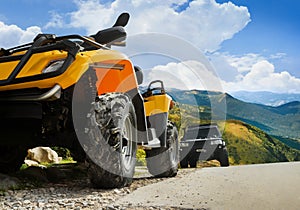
146 113 168 148
127 88 148 144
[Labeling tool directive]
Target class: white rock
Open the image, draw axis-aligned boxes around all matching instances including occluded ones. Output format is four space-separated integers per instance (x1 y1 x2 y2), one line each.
24 159 40 167
114 189 122 194
23 200 31 205
26 147 60 164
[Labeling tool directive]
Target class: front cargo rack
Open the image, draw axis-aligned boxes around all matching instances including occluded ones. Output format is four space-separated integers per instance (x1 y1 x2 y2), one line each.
0 33 106 86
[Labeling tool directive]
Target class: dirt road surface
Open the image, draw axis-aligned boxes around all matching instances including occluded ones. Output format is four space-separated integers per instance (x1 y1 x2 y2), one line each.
116 162 300 210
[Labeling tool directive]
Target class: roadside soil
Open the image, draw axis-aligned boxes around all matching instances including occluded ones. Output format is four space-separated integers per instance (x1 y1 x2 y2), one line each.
1 162 300 209
0 164 193 209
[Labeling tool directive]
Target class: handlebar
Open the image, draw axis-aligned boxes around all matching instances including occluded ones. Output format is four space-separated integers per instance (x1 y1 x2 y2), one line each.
1 13 130 56
143 80 166 98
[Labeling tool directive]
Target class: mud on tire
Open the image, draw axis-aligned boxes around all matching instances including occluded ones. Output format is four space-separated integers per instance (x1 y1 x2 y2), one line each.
79 93 137 188
146 121 179 177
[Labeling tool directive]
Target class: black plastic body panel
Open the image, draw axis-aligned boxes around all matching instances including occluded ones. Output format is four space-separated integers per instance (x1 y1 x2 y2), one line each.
146 112 168 147
127 88 148 144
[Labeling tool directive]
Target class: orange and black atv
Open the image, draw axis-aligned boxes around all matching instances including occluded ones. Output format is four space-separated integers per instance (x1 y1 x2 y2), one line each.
0 13 179 188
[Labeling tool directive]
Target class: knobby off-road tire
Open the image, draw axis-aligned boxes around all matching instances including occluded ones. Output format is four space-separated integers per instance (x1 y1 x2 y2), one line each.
83 93 137 188
218 147 229 167
189 158 198 168
146 121 179 177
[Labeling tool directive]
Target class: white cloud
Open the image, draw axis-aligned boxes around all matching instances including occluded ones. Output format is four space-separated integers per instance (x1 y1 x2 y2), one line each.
0 22 42 48
2 0 297 94
269 53 286 60
221 60 300 93
224 53 264 73
145 60 224 92
64 0 250 52
68 0 115 31
44 11 64 29
209 52 300 93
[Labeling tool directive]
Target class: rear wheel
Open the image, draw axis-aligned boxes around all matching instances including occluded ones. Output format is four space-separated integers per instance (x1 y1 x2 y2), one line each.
189 158 197 168
218 147 229 167
180 157 189 168
146 121 179 177
77 93 137 188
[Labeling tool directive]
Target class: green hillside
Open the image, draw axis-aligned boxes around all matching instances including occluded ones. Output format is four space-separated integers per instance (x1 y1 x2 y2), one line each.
167 90 300 165
223 95 300 139
223 120 300 165
167 89 300 139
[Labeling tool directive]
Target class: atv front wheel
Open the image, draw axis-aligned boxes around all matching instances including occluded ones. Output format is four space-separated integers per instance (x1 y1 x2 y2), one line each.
81 93 137 188
146 121 179 177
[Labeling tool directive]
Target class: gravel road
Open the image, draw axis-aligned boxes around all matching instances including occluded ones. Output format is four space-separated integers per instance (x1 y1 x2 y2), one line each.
1 162 300 209
0 165 192 210
117 162 300 210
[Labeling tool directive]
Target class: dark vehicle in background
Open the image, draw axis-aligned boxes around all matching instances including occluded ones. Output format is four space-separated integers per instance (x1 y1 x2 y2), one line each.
179 124 229 168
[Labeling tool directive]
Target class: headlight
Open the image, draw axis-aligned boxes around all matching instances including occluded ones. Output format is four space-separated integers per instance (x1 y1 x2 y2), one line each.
210 140 223 145
42 60 65 74
180 142 189 147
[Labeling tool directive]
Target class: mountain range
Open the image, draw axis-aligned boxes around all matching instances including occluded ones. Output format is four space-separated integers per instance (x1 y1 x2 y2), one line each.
166 88 300 141
231 91 300 106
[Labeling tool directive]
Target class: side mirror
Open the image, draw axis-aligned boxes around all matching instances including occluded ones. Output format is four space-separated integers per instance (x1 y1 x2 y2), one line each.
134 66 143 85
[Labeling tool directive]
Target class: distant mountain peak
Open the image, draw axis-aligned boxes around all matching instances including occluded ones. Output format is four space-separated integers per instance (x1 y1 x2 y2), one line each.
231 91 300 106
278 101 300 107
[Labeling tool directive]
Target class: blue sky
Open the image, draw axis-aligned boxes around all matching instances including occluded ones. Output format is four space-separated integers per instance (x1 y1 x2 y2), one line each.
0 0 299 93
216 0 300 78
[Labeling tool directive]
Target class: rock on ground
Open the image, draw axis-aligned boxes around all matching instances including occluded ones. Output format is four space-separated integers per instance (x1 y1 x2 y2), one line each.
26 147 62 164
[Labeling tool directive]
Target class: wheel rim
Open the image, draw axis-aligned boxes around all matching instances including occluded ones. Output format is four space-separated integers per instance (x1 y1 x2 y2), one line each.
121 115 134 170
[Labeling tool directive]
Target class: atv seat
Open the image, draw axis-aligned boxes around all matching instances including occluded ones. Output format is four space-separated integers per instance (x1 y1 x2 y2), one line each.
91 26 126 45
